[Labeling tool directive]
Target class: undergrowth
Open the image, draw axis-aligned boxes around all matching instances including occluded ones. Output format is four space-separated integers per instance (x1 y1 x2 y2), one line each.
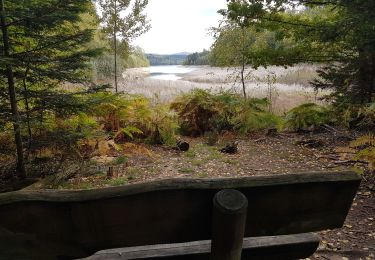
350 133 375 171
170 89 282 136
1 87 374 182
285 103 330 131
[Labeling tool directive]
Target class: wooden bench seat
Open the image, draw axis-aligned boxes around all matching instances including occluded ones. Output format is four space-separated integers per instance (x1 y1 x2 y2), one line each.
84 233 320 260
0 171 361 259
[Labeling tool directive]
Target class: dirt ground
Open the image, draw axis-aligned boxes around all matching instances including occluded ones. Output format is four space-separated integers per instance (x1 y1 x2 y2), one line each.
1 131 374 259
312 172 374 260
62 132 374 259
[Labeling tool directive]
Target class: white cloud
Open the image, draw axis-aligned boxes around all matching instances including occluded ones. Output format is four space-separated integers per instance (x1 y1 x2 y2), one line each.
132 0 228 54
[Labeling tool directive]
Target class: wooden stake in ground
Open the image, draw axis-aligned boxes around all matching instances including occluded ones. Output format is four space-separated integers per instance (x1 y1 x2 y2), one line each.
211 189 248 260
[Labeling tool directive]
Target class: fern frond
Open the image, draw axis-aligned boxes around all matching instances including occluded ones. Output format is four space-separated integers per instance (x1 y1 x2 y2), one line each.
350 133 375 148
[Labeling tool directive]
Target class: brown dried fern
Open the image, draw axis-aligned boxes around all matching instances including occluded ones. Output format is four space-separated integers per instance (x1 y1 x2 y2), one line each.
350 133 375 148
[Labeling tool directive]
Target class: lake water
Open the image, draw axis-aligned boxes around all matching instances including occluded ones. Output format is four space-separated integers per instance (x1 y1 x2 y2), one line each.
147 65 197 81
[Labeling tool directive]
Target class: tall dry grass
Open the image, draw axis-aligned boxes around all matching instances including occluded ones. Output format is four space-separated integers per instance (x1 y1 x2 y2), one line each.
108 64 324 113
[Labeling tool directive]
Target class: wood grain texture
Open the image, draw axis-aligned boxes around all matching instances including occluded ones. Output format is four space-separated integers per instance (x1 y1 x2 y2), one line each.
0 171 361 259
83 233 320 260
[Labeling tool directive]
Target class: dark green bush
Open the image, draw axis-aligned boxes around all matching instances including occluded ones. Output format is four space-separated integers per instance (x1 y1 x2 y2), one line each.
285 103 330 131
170 89 220 136
171 89 283 136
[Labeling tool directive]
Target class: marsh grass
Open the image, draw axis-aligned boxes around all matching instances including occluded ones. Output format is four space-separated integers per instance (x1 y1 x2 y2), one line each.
116 64 322 113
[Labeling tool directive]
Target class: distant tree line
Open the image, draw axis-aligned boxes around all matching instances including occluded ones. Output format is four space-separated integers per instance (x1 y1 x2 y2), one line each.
146 53 188 65
183 50 210 65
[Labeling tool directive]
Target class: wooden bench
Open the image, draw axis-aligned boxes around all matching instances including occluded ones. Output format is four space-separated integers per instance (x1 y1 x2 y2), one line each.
0 171 361 259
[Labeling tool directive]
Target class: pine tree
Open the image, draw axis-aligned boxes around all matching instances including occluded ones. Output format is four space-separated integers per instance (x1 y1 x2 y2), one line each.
0 0 26 178
0 0 102 178
97 0 150 93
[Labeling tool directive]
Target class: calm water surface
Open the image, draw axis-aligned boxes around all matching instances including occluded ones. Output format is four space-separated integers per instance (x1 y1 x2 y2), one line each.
147 65 197 81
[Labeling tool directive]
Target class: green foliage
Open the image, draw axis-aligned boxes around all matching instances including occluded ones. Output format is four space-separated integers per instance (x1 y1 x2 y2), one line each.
119 126 144 139
91 45 149 80
58 112 100 139
330 102 375 130
97 0 150 40
221 0 375 104
92 93 149 132
233 98 283 134
145 105 178 145
112 156 128 165
210 25 294 68
184 50 210 65
106 177 128 186
171 89 283 136
285 103 330 131
0 0 105 172
350 133 375 171
171 89 220 136
90 92 178 145
96 0 150 87
146 53 188 66
125 47 150 68
357 103 375 130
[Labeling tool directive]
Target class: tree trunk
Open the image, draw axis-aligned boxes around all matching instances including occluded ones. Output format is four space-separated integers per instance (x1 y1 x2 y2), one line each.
241 28 247 100
0 0 26 179
114 0 118 93
23 67 32 145
241 54 246 100
358 48 373 103
369 54 375 103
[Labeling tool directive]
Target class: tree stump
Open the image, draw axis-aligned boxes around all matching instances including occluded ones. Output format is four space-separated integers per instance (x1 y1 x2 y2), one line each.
220 141 238 154
177 140 189 151
107 166 114 179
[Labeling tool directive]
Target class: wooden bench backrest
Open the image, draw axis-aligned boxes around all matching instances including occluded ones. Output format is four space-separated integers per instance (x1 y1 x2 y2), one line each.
0 171 360 258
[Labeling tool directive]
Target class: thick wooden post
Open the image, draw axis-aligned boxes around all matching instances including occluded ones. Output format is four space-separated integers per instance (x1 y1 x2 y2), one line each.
211 189 248 260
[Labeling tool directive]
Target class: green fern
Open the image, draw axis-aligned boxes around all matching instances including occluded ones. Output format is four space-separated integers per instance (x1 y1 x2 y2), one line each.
350 133 375 171
285 103 330 131
120 126 144 139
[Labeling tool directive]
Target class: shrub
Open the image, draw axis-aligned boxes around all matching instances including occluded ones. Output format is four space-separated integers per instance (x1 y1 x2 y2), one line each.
144 104 178 145
356 103 375 130
327 102 374 130
171 89 219 136
91 92 178 145
285 103 330 131
232 98 283 134
171 89 283 136
350 133 375 171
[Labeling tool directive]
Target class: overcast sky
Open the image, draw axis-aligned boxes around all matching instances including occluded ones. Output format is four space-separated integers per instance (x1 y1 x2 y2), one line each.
132 0 228 54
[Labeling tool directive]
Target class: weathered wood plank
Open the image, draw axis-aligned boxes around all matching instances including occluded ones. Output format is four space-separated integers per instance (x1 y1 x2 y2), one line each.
82 233 320 260
0 171 360 204
0 172 361 259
